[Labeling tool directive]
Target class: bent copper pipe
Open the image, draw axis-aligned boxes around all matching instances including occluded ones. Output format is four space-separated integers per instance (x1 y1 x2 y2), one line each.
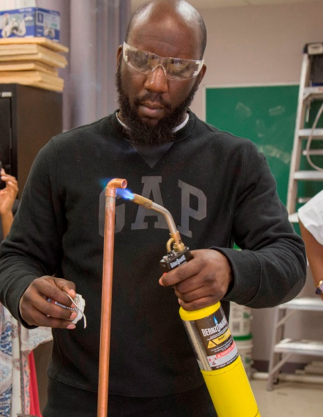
98 178 127 417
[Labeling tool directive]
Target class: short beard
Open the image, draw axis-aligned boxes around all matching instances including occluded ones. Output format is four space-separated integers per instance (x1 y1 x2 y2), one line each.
116 63 199 146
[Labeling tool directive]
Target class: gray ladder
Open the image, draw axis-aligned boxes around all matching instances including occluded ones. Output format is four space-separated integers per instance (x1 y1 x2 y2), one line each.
267 298 323 390
287 42 323 223
267 45 323 390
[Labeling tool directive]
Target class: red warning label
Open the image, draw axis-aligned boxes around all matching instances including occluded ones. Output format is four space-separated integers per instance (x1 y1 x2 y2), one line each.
207 341 238 367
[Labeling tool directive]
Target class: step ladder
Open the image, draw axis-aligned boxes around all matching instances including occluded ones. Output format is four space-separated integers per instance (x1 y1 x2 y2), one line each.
266 43 323 391
287 42 323 223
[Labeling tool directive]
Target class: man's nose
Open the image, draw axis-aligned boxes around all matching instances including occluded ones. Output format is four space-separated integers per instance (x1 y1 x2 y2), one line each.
144 65 168 93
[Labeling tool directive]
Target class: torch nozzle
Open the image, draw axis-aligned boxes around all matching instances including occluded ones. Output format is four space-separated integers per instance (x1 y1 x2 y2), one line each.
132 194 154 209
132 193 185 253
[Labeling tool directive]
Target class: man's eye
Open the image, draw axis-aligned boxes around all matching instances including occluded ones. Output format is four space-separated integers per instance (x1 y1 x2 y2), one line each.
132 51 150 66
168 59 190 74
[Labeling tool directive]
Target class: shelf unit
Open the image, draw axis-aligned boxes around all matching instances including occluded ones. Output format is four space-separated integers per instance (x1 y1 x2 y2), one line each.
267 297 323 390
0 83 62 195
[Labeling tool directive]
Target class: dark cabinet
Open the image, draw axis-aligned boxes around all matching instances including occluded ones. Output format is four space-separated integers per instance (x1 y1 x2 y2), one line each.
0 84 62 195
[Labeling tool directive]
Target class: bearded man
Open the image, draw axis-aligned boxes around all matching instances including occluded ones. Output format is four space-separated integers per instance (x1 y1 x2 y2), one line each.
0 1 306 416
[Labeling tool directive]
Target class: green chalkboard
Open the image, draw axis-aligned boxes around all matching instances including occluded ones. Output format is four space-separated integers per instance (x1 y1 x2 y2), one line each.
205 85 299 205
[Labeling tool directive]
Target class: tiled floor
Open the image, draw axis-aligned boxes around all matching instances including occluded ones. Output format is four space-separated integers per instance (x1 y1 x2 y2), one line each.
250 377 323 417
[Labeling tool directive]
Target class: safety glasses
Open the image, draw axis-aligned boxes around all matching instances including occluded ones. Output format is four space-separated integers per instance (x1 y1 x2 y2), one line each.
122 42 204 81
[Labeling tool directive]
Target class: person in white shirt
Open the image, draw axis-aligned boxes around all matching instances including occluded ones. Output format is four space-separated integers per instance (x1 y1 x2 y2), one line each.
298 190 323 301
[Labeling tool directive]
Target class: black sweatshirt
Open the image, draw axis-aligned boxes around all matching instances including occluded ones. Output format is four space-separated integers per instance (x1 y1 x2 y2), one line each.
0 111 306 396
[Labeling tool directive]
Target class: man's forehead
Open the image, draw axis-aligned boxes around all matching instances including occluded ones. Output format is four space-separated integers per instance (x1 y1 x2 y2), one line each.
129 2 200 39
133 0 199 24
128 13 201 59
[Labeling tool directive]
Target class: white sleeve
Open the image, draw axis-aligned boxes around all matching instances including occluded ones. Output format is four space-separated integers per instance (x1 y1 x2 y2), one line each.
298 190 323 245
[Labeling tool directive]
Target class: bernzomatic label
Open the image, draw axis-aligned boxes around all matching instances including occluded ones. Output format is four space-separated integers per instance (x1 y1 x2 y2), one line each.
195 306 238 370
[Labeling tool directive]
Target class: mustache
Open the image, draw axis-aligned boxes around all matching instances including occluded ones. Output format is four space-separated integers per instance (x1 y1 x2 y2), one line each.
134 93 171 110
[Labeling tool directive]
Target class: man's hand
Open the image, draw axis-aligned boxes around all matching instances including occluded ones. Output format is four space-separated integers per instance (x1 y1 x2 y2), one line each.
19 276 78 329
159 249 233 311
0 170 18 215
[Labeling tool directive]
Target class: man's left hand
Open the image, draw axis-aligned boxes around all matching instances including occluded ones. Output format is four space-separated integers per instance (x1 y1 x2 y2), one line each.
159 249 233 311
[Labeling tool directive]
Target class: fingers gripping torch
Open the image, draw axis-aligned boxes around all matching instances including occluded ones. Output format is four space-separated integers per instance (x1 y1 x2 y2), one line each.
131 193 261 417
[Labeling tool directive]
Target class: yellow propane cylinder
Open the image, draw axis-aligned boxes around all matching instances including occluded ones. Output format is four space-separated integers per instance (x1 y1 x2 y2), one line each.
180 303 261 417
128 192 261 417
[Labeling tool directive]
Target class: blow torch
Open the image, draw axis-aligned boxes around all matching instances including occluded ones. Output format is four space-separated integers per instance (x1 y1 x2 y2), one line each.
131 193 261 417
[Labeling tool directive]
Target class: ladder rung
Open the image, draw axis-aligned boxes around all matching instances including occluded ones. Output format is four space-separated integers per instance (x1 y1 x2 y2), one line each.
274 339 323 356
280 297 323 311
303 87 323 101
306 43 323 55
299 128 323 139
302 150 323 156
294 170 323 180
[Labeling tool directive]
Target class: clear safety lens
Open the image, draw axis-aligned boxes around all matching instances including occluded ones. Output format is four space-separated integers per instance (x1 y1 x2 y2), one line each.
123 42 204 80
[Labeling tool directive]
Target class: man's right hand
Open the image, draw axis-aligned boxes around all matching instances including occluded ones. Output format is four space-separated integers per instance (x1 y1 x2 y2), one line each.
19 276 78 329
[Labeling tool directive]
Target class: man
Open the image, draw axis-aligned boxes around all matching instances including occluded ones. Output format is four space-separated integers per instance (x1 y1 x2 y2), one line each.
0 1 306 416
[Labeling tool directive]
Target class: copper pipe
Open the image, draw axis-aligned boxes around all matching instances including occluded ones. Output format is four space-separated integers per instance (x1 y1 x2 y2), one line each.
132 194 185 252
98 178 127 417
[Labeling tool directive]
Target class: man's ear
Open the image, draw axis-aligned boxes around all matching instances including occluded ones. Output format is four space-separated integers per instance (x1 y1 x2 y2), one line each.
196 63 207 87
116 44 123 64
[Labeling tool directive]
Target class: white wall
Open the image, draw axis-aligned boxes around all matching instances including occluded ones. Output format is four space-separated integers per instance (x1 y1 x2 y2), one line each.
192 1 323 119
192 1 323 365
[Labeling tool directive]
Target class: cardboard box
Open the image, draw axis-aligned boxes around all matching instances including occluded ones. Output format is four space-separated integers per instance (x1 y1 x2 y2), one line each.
0 7 60 42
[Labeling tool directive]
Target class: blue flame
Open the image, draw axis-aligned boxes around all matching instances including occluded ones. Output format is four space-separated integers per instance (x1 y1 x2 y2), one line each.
100 179 134 200
117 188 134 200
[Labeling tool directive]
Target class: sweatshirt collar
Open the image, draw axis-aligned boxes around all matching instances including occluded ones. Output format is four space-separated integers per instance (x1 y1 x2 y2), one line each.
116 111 189 132
110 109 196 144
